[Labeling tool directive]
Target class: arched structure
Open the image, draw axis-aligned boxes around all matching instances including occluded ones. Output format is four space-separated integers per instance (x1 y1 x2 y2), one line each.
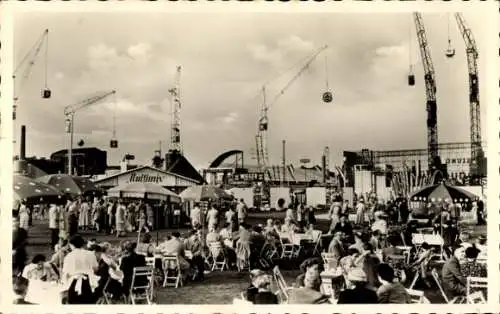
209 150 244 168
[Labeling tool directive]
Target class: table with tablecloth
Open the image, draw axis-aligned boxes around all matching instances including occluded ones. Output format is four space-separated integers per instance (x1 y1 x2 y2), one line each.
24 280 66 305
319 267 345 298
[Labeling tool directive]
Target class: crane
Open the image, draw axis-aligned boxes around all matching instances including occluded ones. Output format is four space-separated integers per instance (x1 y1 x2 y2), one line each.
455 13 483 179
413 13 441 176
168 66 182 154
64 90 116 175
256 45 328 169
13 29 51 121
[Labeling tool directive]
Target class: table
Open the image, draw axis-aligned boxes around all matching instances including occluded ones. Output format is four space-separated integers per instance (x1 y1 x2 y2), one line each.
24 280 65 305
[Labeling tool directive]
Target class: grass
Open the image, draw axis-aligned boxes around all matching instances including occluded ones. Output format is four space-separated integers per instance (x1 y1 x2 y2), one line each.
21 210 486 304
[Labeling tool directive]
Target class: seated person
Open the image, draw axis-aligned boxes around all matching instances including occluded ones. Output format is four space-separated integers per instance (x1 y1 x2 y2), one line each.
22 254 58 282
376 263 411 303
185 229 205 281
91 245 123 302
263 219 274 234
245 269 264 302
288 268 330 304
337 268 378 304
136 233 155 257
253 274 278 304
461 246 487 278
206 227 222 245
120 242 147 297
295 258 322 289
381 235 403 262
281 218 299 234
339 248 362 274
332 214 354 239
442 246 467 297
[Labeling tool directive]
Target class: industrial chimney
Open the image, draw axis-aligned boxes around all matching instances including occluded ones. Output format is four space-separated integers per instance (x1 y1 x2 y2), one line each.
20 125 26 160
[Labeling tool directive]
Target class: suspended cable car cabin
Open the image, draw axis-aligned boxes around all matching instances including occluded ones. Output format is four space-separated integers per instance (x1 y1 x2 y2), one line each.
110 139 118 148
408 66 415 86
322 91 333 103
42 88 51 99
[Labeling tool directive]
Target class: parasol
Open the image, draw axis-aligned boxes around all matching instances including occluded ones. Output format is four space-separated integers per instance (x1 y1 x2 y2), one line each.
38 174 102 196
14 174 64 202
179 185 233 201
409 182 478 203
107 182 181 202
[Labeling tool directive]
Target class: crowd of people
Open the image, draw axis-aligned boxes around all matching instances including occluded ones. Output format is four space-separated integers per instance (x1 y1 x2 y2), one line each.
11 190 487 304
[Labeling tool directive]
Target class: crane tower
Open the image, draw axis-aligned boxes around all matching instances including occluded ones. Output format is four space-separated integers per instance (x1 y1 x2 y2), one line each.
413 13 440 173
256 45 328 170
169 66 182 153
454 13 484 178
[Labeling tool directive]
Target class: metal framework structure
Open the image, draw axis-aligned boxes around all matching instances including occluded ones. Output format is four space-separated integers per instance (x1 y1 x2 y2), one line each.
256 45 328 169
64 90 116 175
414 12 439 170
169 66 182 153
455 13 483 176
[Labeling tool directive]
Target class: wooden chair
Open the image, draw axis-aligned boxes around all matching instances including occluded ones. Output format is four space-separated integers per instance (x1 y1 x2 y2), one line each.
129 266 154 304
162 255 183 288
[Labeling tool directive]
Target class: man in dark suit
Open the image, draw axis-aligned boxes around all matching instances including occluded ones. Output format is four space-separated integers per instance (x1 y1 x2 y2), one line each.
120 242 147 297
442 246 466 297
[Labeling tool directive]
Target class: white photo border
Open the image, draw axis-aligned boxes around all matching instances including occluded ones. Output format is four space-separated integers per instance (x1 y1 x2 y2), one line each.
0 0 498 312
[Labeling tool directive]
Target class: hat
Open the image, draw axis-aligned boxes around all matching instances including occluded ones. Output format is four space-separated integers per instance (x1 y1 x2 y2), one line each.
347 268 367 282
253 274 272 289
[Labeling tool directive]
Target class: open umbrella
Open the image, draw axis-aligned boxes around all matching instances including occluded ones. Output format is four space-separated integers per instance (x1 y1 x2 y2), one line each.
38 174 102 196
14 174 63 202
179 185 232 201
107 182 181 202
409 182 478 203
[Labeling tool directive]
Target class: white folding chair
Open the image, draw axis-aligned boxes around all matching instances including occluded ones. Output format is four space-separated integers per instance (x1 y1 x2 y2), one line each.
209 242 227 271
162 255 183 288
311 230 323 255
272 266 292 303
430 268 463 304
321 252 338 271
406 288 425 303
279 235 295 259
129 266 154 304
466 276 487 304
320 275 334 297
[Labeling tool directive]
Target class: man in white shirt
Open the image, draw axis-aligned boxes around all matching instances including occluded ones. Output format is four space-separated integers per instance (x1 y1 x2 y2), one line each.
236 199 247 223
48 203 60 249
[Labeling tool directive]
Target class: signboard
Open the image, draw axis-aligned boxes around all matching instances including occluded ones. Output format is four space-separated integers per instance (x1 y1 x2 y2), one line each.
95 166 198 188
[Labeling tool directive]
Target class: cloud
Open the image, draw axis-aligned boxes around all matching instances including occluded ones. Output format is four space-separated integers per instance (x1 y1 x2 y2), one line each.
221 112 238 124
278 35 314 52
127 42 152 61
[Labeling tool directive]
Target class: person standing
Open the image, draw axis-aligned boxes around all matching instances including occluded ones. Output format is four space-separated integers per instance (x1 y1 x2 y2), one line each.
19 201 30 236
48 203 60 249
115 201 126 237
146 203 154 231
207 205 219 231
236 199 248 223
190 203 202 229
355 199 366 226
62 235 99 304
79 198 90 231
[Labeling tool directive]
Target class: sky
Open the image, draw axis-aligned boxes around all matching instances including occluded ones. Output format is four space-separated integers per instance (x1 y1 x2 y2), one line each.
13 11 490 171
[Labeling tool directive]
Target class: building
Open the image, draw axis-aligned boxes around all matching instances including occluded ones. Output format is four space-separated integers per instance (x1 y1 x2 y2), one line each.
51 147 108 176
93 165 199 194
343 141 487 189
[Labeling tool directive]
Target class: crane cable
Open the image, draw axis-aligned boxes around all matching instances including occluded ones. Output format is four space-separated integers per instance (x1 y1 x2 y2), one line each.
408 15 413 72
324 55 329 90
112 92 117 139
44 30 49 89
